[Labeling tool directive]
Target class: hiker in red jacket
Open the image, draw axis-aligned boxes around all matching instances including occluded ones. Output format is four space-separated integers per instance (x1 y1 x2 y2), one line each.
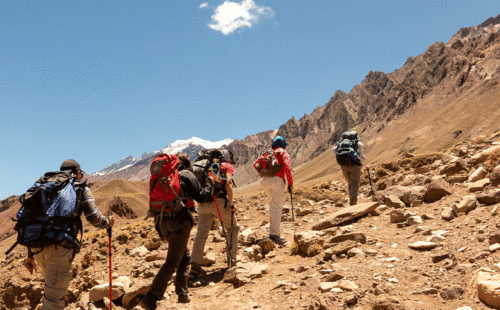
256 136 293 243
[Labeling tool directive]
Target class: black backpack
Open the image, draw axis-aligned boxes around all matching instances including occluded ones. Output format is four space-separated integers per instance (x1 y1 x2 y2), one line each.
192 149 228 199
6 171 83 255
335 132 362 166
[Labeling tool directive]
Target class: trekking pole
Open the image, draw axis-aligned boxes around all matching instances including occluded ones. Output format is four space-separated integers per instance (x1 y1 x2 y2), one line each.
213 196 233 268
229 210 234 268
366 166 375 201
107 213 113 309
288 188 298 255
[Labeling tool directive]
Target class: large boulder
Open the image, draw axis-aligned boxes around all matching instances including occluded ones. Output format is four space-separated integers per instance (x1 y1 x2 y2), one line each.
424 179 452 203
122 282 151 306
490 165 500 187
457 195 477 213
382 186 411 201
385 195 406 208
477 190 500 205
89 283 126 302
441 205 458 221
468 178 491 192
294 231 327 255
468 167 487 183
476 269 500 308
329 240 358 255
312 202 379 231
223 263 269 286
439 158 467 176
390 210 415 223
403 186 426 205
471 146 500 164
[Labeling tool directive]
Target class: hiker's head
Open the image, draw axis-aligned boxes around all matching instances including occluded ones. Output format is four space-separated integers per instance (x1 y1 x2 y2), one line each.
222 149 235 164
272 136 287 149
60 159 84 179
176 152 191 170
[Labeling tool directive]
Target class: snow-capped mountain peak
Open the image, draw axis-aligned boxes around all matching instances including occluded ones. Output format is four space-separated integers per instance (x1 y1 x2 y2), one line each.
91 137 233 177
160 137 233 155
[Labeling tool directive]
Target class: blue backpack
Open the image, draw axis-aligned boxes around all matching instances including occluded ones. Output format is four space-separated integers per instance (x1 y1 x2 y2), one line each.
5 171 83 255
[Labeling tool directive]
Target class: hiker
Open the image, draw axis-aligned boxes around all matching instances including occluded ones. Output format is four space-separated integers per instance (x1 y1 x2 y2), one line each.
254 136 293 243
190 149 239 275
12 159 114 310
332 131 370 205
140 152 213 310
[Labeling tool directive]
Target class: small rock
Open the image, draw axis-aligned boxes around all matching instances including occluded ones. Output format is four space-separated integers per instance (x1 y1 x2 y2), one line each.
408 241 438 250
440 286 465 300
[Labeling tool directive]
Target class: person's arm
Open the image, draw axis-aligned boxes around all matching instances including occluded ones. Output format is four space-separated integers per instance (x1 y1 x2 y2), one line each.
225 171 236 212
180 171 212 203
80 187 112 229
281 152 294 191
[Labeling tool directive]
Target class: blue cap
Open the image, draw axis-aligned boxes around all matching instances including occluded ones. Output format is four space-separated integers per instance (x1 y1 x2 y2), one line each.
272 136 287 149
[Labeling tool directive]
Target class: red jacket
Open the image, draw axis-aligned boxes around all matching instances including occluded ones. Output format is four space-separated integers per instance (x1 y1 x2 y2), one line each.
254 147 293 186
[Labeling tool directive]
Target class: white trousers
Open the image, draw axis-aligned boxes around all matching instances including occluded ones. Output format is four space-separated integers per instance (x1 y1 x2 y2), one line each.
261 176 286 236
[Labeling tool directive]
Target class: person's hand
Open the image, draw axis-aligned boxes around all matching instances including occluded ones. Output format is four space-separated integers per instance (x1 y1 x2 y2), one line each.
108 216 115 227
366 164 371 170
230 205 237 214
288 185 294 193
23 257 37 274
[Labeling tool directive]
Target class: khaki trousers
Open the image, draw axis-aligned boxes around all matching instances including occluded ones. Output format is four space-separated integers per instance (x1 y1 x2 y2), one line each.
341 165 362 205
33 245 73 310
191 198 239 265
261 176 286 236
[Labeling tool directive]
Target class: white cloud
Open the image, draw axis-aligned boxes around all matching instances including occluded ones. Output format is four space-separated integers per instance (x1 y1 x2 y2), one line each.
199 3 208 9
208 0 274 35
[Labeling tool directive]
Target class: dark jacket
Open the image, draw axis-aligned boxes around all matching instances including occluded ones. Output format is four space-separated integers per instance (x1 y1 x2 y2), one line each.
178 165 213 204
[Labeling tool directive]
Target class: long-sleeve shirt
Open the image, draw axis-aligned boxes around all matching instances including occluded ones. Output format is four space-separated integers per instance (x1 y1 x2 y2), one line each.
178 168 213 204
273 147 294 186
332 141 366 164
75 186 109 229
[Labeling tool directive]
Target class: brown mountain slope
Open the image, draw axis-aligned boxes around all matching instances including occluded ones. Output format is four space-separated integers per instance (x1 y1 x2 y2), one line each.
231 16 500 188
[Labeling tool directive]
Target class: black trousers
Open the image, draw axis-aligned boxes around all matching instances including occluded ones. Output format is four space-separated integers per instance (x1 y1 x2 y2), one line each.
148 213 192 300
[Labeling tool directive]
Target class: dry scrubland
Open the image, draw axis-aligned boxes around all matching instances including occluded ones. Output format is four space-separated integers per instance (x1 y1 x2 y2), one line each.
0 130 500 309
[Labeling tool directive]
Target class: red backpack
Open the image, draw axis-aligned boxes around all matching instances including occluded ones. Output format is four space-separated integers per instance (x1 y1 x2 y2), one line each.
149 154 184 213
254 148 284 177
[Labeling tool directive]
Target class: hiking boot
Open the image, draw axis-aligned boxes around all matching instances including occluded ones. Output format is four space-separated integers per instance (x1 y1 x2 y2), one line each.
190 262 206 275
270 235 285 243
139 293 158 310
177 294 190 303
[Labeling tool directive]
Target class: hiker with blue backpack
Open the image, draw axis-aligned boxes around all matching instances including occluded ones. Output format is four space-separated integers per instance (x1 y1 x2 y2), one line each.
254 136 293 243
6 159 114 310
333 131 370 205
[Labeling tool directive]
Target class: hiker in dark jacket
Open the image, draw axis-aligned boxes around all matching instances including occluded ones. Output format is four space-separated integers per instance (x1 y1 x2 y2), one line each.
32 159 114 310
140 152 213 310
332 131 369 205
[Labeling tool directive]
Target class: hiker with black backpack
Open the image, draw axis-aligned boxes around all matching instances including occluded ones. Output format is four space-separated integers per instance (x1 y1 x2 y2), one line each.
6 159 114 310
254 136 293 243
140 152 213 310
333 131 370 205
190 149 239 274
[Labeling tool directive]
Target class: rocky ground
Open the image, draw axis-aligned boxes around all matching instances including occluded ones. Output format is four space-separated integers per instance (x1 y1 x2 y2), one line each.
1 130 500 310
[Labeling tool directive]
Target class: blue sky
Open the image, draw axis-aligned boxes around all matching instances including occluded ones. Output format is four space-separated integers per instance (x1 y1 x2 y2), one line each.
1 0 498 199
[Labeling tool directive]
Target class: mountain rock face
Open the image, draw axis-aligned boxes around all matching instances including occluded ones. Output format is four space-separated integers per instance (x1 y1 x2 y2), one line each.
229 15 500 186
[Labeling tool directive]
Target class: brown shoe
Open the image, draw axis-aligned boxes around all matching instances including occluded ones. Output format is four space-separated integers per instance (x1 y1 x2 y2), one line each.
190 262 206 275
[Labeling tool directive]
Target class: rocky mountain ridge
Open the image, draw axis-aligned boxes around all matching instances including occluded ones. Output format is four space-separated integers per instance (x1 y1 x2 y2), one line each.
229 14 500 187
